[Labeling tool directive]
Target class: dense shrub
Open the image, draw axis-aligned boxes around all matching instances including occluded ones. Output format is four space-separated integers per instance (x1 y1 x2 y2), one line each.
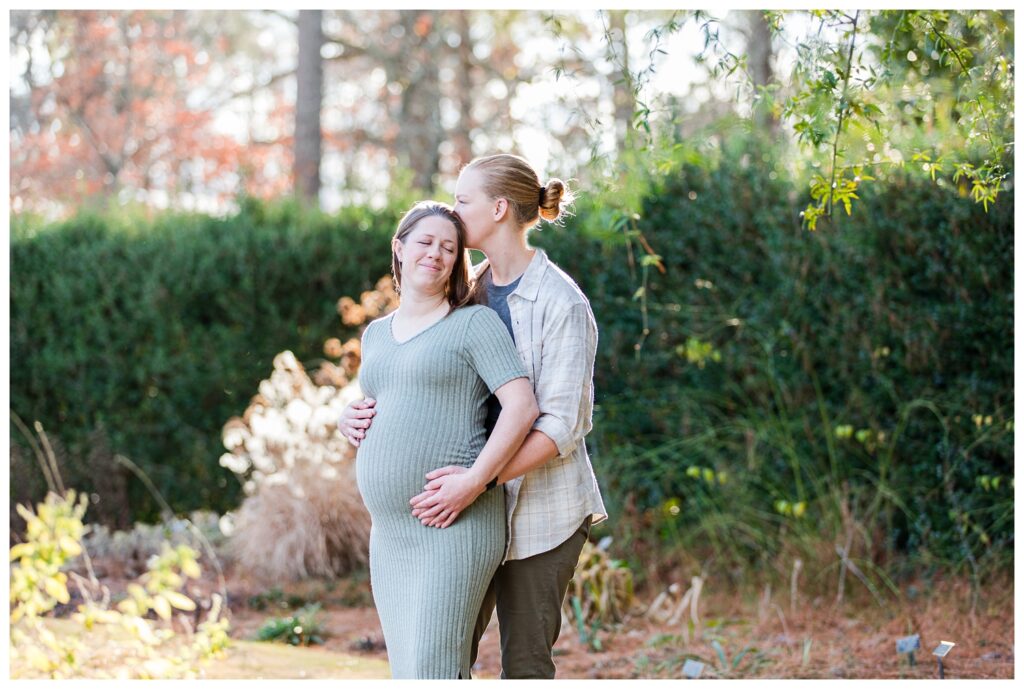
535 145 1013 582
10 198 395 523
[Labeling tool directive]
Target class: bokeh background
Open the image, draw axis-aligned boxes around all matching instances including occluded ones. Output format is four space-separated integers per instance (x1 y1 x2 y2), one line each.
8 9 1014 679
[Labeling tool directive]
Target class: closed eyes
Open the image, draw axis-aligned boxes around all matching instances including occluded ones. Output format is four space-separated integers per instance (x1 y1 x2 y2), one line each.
419 240 455 253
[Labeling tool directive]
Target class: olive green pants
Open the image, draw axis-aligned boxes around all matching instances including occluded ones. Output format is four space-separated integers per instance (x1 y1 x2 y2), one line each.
469 517 591 679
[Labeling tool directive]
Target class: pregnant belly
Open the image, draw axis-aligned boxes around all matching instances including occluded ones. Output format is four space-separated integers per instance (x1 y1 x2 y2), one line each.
355 433 476 520
353 401 484 519
356 450 424 518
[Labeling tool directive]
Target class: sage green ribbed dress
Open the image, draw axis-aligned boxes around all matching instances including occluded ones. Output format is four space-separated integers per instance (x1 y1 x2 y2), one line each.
355 305 527 679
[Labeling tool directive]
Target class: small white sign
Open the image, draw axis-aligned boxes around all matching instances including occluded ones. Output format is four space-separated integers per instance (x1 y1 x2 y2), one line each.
682 659 704 679
932 641 956 658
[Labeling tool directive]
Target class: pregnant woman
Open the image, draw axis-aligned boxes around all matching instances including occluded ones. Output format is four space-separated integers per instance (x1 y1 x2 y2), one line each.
344 155 607 678
354 201 538 678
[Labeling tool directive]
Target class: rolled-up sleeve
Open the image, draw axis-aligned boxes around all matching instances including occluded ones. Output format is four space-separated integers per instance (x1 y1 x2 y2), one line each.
532 301 598 458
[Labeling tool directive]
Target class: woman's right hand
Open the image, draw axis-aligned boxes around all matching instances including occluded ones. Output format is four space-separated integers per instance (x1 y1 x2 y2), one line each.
338 398 376 447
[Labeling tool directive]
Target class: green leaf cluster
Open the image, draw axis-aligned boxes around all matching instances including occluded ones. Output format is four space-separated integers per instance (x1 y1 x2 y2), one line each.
254 603 327 646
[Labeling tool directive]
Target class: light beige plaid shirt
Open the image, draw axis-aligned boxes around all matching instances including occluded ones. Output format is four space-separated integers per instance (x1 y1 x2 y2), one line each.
476 249 608 561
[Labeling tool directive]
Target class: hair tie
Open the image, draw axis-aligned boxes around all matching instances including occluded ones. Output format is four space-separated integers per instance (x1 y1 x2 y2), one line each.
538 185 546 206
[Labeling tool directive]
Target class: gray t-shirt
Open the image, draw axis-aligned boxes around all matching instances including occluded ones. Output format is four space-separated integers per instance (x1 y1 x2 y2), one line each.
484 274 522 434
486 275 521 339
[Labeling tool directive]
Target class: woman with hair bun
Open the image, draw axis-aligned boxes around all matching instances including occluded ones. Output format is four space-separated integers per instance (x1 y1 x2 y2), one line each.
342 155 607 679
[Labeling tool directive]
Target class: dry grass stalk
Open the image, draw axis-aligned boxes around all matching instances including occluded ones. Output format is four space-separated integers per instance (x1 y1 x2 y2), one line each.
790 557 803 616
667 575 704 643
758 583 772 624
645 586 673 622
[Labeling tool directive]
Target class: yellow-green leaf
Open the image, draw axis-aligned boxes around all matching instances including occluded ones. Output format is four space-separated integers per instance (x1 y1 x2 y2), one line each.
27 646 52 672
117 599 139 616
162 590 197 612
152 595 172 620
44 577 70 604
58 537 82 557
181 559 201 580
15 503 35 523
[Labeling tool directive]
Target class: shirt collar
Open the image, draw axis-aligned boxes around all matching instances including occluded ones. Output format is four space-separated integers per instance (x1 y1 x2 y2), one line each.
512 248 546 302
474 249 547 302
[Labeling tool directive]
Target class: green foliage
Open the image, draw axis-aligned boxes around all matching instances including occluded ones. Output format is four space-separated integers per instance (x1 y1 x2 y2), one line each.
787 10 1012 226
247 586 310 612
10 490 230 678
614 10 1013 227
10 198 396 522
254 604 327 646
534 136 1012 581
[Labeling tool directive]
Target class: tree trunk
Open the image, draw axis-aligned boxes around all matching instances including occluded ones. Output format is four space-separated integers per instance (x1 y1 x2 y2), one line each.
395 11 443 191
453 10 475 169
745 10 777 133
608 10 635 154
295 10 324 204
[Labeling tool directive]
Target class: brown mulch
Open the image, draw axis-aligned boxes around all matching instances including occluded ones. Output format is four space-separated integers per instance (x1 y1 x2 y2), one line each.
60 558 1015 679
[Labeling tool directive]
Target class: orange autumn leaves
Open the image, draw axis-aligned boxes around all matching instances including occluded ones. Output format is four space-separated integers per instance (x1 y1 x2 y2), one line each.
11 11 288 215
316 276 398 388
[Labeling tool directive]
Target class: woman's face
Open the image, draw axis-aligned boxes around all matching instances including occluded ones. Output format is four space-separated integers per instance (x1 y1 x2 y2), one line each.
453 167 493 249
394 215 459 296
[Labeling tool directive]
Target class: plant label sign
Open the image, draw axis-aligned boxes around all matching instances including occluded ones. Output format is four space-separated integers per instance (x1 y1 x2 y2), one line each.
932 641 956 658
682 659 704 679
897 634 921 654
897 633 921 666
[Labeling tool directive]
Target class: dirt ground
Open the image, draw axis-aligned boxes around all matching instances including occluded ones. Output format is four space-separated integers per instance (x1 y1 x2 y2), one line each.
154 560 1015 680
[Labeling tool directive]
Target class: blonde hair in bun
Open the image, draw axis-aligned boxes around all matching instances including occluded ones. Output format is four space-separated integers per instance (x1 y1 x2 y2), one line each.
539 178 574 223
466 153 575 229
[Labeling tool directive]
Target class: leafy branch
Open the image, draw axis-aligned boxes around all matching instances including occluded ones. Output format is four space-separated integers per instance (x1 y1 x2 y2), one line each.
824 10 859 221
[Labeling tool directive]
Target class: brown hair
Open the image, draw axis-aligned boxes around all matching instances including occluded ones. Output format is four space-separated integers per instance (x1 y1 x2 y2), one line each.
465 154 575 229
391 201 475 310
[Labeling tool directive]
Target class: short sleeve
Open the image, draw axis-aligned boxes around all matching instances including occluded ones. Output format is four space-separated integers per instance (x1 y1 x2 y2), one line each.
356 316 386 399
462 307 527 393
359 315 385 354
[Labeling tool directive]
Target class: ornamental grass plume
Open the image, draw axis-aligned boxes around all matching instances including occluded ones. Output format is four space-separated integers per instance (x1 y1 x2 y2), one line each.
220 351 368 581
219 277 398 582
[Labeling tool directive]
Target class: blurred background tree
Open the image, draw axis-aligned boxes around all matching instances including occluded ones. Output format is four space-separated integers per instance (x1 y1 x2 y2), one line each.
11 10 1011 219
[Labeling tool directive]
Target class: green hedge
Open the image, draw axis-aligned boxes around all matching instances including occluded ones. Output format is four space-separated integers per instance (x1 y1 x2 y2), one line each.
535 148 1013 574
11 198 396 523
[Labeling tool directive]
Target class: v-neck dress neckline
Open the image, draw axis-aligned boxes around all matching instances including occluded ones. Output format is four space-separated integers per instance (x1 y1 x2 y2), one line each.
387 307 451 345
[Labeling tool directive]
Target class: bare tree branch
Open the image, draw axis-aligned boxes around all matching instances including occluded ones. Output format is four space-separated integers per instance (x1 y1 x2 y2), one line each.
199 68 297 111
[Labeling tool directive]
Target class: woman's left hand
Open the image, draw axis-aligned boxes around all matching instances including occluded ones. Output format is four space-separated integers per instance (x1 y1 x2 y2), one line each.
409 466 484 528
